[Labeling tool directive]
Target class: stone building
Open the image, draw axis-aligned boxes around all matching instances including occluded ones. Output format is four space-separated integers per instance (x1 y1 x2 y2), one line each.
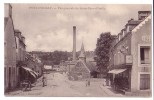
70 43 97 80
14 29 26 86
4 3 17 92
15 29 26 62
108 11 151 95
67 26 97 80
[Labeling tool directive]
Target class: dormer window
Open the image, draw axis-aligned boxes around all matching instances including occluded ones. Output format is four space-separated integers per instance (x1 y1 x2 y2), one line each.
118 34 120 41
123 30 125 37
127 25 130 32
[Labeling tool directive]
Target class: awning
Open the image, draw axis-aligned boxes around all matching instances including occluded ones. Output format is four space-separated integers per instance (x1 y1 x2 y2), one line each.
21 67 37 78
29 71 37 78
108 69 127 74
33 71 39 77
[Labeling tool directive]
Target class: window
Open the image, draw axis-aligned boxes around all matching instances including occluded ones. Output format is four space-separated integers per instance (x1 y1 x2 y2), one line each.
140 74 150 90
140 47 150 64
118 35 120 41
123 30 125 37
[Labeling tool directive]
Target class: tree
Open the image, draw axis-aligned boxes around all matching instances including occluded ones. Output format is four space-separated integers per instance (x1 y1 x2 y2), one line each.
95 32 114 74
39 51 71 65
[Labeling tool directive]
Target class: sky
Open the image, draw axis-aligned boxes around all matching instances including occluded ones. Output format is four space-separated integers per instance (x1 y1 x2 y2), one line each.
11 4 151 52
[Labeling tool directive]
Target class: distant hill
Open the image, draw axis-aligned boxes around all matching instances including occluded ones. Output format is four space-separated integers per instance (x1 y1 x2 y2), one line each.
28 50 95 65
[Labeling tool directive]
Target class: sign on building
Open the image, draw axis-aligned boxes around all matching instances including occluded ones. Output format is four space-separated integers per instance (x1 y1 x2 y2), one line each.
126 55 133 65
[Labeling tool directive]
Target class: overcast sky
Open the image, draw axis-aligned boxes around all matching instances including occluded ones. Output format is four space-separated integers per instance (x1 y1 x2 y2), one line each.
11 4 151 52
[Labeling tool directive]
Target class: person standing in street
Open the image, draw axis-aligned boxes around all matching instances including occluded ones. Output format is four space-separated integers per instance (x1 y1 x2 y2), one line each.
86 79 88 87
42 75 45 87
88 79 90 86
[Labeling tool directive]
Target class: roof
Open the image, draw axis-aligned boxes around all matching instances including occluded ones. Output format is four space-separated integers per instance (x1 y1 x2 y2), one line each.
75 60 97 73
138 11 151 14
127 20 141 25
14 29 21 38
79 42 86 58
4 17 9 28
14 29 21 33
78 60 90 72
132 14 151 33
85 61 97 72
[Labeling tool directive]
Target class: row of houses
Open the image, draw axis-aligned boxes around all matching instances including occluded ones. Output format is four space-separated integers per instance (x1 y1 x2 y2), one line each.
107 11 151 95
4 3 25 92
63 11 151 95
25 53 43 76
4 4 43 92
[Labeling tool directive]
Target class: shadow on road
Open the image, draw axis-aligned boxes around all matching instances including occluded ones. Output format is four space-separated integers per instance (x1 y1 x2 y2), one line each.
107 87 123 95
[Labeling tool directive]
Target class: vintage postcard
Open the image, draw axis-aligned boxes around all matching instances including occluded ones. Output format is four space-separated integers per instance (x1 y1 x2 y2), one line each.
4 3 152 97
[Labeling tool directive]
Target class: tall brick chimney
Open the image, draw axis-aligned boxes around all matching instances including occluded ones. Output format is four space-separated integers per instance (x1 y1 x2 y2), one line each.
73 26 76 61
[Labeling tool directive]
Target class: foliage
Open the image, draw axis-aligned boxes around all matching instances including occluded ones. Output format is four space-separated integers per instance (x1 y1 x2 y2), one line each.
95 32 114 73
39 51 70 65
31 51 95 65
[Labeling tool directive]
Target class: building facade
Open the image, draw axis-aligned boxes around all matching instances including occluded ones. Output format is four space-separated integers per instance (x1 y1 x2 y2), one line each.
14 29 26 86
131 12 151 92
108 11 151 95
15 29 26 62
4 4 17 91
25 53 43 77
70 43 97 80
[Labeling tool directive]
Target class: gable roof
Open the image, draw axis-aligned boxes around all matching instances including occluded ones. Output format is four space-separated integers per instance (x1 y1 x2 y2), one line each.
132 14 151 33
85 61 97 72
75 60 90 72
127 20 141 25
75 60 97 73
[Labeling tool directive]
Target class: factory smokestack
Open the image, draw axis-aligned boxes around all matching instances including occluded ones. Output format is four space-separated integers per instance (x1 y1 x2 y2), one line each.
73 26 76 61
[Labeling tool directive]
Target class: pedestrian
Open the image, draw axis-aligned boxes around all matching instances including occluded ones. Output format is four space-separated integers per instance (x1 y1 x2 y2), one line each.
45 76 47 86
103 78 106 86
42 76 45 87
88 79 90 86
85 79 88 87
114 77 118 91
28 80 31 91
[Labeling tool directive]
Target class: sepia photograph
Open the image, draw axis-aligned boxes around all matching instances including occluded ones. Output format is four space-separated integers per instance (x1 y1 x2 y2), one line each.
4 3 152 97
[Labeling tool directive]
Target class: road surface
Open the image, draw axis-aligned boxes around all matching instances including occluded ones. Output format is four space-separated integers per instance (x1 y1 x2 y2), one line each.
6 72 123 97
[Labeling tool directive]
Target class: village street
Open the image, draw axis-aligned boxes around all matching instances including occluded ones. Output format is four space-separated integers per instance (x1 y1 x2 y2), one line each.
6 72 123 97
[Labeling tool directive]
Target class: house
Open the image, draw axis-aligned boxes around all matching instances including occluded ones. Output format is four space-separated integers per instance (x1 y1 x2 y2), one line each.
44 65 52 70
14 29 26 86
53 65 60 71
108 11 151 95
70 43 98 80
4 3 17 92
15 29 26 62
24 53 43 77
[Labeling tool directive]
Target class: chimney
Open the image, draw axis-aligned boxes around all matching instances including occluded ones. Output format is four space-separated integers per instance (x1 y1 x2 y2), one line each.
138 11 151 20
73 26 76 61
4 3 12 18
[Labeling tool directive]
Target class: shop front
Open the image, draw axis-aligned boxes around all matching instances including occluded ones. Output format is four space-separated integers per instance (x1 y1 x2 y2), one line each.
108 64 131 93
